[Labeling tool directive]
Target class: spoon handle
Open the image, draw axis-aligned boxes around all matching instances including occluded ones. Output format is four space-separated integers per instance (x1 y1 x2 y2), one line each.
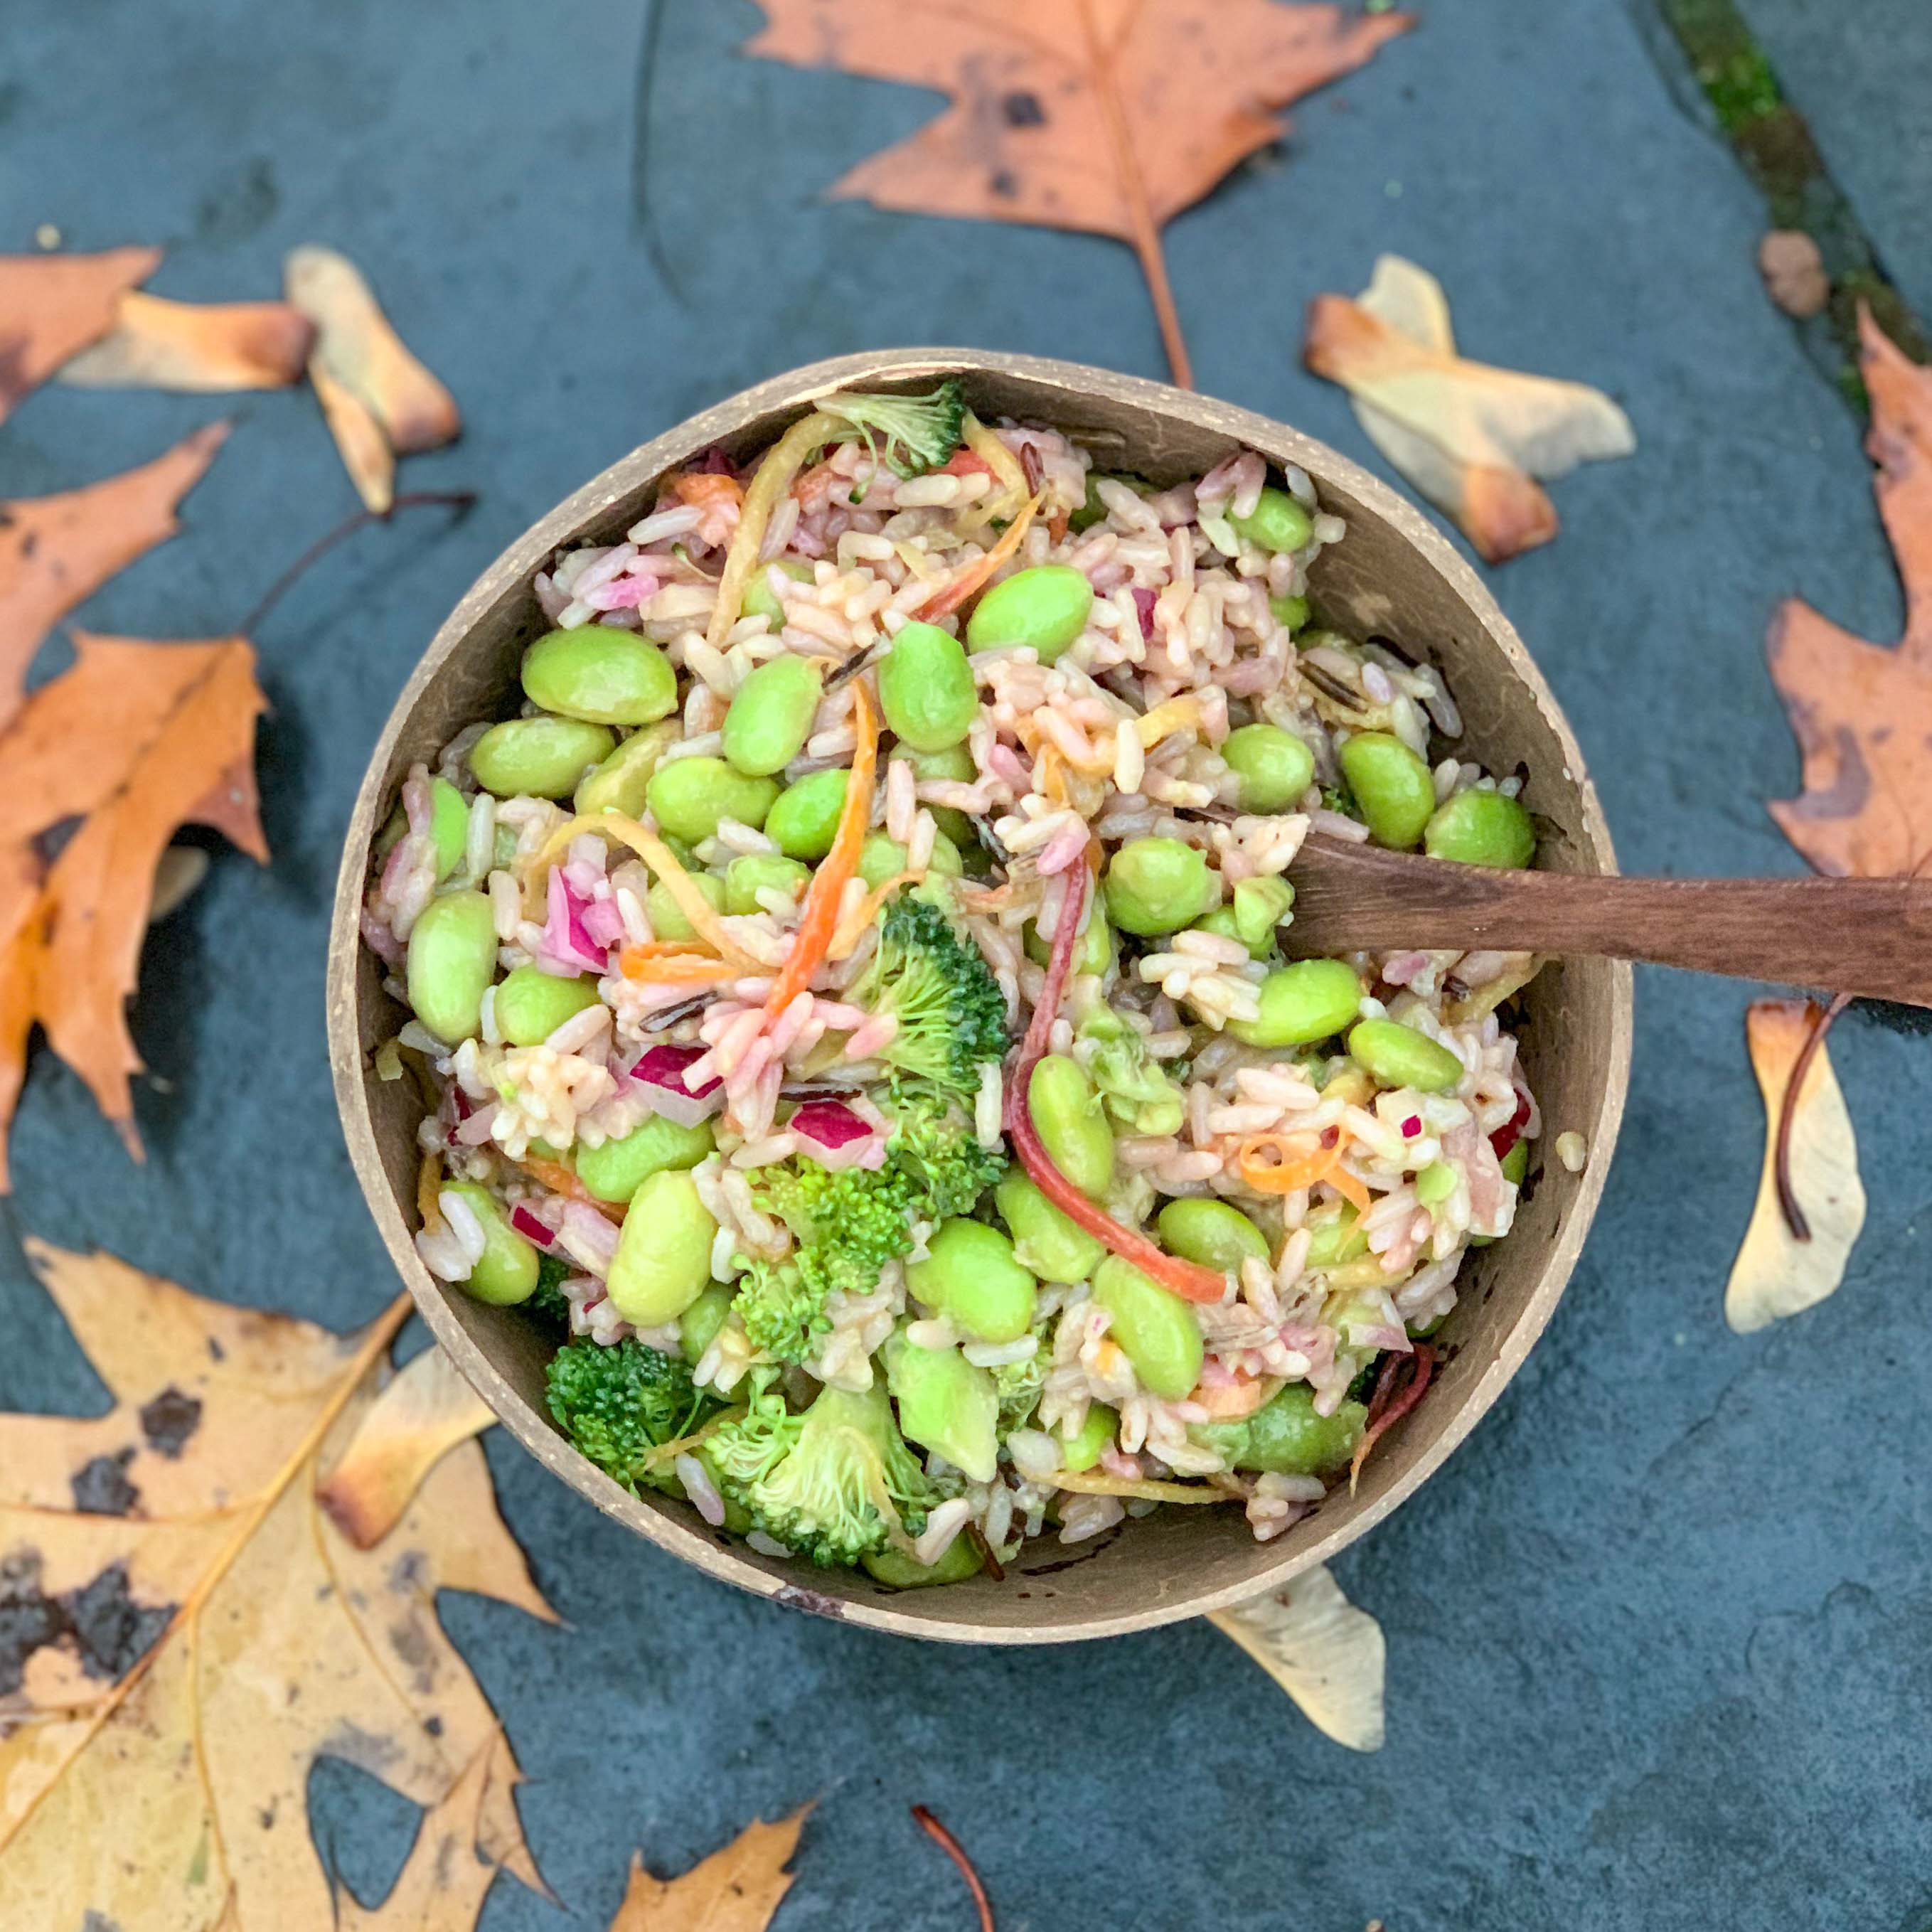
1284 849 1932 1006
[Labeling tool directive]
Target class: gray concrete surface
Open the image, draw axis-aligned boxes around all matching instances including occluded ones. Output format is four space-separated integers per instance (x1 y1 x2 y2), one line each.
1 1 1927 1926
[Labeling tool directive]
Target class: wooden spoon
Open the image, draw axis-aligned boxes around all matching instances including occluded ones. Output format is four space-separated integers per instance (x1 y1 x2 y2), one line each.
1281 834 1932 1007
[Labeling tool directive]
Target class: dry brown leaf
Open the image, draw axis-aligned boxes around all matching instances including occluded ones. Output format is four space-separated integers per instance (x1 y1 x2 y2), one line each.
318 1341 498 1549
0 631 267 1185
0 1242 555 1927
285 245 460 511
56 290 314 392
1766 311 1932 882
1303 254 1635 562
744 1 1410 386
146 845 210 924
0 421 229 727
0 245 161 424
1725 1000 1866 1333
609 1806 813 1931
1208 1564 1386 1751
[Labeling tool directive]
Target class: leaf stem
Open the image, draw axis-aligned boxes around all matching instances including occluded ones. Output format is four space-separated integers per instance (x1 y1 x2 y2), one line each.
238 489 476 638
911 1805 995 1932
1773 991 1851 1242
1075 0 1194 388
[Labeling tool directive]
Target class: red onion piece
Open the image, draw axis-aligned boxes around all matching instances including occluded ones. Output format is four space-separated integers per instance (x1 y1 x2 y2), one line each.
1131 585 1157 641
510 1205 555 1247
1490 1088 1533 1159
791 1098 887 1170
543 868 609 975
628 1042 723 1127
1400 1114 1421 1138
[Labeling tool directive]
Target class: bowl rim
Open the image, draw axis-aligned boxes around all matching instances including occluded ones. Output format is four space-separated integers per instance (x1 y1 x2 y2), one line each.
327 346 1633 1643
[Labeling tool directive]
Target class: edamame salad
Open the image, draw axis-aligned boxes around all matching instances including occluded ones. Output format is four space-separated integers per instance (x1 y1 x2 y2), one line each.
364 381 1542 1586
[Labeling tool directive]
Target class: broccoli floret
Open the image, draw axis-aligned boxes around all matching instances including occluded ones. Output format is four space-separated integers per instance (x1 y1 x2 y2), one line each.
990 1352 1048 1431
736 1161 915 1362
817 378 966 479
887 1079 1006 1222
1077 1005 1185 1136
849 892 1008 1101
529 1251 573 1326
545 1338 715 1488
708 1378 936 1568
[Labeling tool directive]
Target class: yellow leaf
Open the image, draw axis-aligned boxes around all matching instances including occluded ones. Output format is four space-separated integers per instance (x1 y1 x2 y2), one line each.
56 292 315 393
1725 1000 1866 1334
1208 1564 1386 1751
1304 254 1634 562
317 1342 499 1549
0 1242 553 1928
609 1806 813 1931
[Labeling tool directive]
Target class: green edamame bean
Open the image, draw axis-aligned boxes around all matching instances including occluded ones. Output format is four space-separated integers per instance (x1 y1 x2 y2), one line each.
1192 875 1296 960
1347 1018 1465 1095
1303 1205 1368 1269
493 964 600 1047
1228 959 1363 1048
1090 1256 1203 1401
469 717 617 800
862 1535 984 1588
965 564 1094 665
741 558 813 628
575 1114 716 1205
887 1338 999 1482
764 768 848 860
1336 731 1435 850
645 756 779 843
722 853 811 914
878 620 977 753
1026 1055 1115 1199
1157 1198 1270 1274
604 1169 716 1326
995 1172 1105 1284
904 1219 1038 1345
1424 787 1536 870
440 1182 540 1306
574 720 680 818
1192 1384 1365 1475
1069 471 1151 534
521 626 677 726
1415 1161 1458 1207
890 742 976 847
1269 592 1310 633
646 870 724 941
405 891 498 1044
428 776 470 878
720 654 823 777
678 1283 735 1365
1221 724 1316 813
1230 486 1314 555
858 828 961 888
1058 1402 1116 1474
1023 909 1114 976
1103 836 1216 936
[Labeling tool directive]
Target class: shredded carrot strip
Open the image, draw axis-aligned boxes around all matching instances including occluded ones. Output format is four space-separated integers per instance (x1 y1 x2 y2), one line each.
1237 1131 1338 1194
517 1155 623 1224
1328 1163 1372 1214
708 409 842 649
917 490 1044 622
958 412 1029 527
617 950 738 987
764 681 878 1016
579 813 757 969
1053 1471 1236 1505
673 471 744 509
940 447 994 479
1034 742 1068 808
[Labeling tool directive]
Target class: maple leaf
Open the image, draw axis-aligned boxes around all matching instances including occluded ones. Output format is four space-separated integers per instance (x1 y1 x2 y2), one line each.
1208 1564 1386 1751
0 246 161 425
1303 255 1635 563
1766 311 1932 880
608 1806 812 1931
0 630 268 1185
0 1242 554 1928
0 421 229 727
743 0 1411 387
1724 1000 1865 1333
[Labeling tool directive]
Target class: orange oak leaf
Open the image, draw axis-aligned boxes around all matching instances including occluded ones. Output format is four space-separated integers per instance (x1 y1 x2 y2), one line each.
743 0 1411 387
0 421 229 728
0 245 161 424
0 632 268 1185
1766 311 1932 880
55 292 315 393
609 1807 813 1931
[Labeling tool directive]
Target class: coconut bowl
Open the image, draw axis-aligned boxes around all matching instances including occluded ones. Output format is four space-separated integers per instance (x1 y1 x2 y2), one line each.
326 348 1631 1643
